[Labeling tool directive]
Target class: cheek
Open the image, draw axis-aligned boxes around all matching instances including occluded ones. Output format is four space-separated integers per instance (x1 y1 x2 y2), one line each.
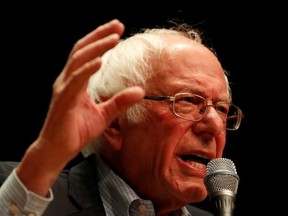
158 122 190 159
143 118 185 156
135 109 188 157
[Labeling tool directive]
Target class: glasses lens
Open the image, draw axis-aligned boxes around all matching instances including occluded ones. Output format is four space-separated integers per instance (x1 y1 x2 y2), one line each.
173 94 206 121
226 104 241 130
173 94 242 130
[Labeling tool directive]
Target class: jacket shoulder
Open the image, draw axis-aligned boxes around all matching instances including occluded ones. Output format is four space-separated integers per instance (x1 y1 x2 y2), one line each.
0 161 19 183
186 205 214 216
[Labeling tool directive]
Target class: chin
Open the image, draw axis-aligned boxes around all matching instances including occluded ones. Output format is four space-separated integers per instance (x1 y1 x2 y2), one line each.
185 184 208 203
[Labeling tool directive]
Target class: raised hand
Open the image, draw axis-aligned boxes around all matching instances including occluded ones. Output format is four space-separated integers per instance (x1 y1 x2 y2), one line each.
16 19 145 196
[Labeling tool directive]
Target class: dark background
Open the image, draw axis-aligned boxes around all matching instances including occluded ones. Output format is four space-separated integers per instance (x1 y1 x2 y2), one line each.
1 1 284 215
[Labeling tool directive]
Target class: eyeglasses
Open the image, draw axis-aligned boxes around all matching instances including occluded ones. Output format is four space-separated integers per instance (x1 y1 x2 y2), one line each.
144 93 243 131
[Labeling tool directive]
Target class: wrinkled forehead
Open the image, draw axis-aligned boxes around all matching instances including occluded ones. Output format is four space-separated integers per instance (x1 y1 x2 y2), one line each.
152 36 225 80
147 36 228 97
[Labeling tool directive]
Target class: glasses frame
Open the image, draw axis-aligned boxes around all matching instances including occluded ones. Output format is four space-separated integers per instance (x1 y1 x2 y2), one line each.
144 93 243 131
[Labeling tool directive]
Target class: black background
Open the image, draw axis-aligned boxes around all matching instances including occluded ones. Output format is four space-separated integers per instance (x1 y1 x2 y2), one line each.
1 1 284 215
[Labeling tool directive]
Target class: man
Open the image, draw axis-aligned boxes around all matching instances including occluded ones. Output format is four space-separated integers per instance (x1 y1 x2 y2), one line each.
0 19 243 216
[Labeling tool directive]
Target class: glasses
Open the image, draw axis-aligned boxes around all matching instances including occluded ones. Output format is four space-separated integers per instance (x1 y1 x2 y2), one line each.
144 93 243 131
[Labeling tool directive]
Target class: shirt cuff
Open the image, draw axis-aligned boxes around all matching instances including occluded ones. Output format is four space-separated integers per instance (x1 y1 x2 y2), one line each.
0 168 53 216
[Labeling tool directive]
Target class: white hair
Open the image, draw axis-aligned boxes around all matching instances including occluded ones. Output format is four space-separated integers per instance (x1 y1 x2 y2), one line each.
82 25 231 157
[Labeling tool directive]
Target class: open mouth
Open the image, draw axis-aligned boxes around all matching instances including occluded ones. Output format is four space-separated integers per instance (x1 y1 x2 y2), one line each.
179 154 209 169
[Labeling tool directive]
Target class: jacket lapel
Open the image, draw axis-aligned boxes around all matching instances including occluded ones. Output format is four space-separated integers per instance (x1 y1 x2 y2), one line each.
68 154 106 216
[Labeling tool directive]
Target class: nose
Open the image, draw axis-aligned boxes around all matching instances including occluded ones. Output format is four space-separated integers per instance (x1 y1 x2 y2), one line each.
198 105 224 136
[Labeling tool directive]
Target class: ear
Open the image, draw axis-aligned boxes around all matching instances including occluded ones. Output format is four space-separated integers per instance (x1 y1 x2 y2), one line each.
103 118 122 150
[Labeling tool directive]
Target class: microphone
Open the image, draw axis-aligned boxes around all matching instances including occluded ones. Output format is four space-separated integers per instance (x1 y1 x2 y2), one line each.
204 158 239 216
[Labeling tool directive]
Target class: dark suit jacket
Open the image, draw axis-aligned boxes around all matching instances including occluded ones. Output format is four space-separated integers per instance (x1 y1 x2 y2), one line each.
0 155 213 216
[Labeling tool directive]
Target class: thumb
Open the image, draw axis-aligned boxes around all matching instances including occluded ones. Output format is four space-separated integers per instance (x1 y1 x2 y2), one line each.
100 86 145 123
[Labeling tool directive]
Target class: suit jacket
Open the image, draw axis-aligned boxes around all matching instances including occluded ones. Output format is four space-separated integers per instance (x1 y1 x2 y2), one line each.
0 155 213 216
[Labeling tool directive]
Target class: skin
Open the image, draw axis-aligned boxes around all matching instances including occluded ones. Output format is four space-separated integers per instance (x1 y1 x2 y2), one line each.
16 19 145 196
101 36 228 215
13 19 228 216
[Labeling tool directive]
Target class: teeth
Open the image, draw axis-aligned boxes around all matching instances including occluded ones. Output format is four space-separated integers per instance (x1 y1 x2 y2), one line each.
186 160 205 169
194 153 209 160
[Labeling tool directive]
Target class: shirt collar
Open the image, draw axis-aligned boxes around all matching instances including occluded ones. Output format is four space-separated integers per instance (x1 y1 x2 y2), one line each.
95 154 191 216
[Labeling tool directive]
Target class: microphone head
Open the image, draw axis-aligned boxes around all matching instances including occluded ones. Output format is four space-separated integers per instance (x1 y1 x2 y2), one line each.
204 158 239 197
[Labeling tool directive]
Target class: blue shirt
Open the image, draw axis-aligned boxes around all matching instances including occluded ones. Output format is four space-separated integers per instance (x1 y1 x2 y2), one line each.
96 155 191 216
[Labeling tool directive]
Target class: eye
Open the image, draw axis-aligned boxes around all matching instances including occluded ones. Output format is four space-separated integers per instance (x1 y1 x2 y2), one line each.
177 95 204 105
216 102 229 115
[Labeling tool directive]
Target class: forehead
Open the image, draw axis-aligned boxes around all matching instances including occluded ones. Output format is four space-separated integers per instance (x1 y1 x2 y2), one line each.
148 36 228 97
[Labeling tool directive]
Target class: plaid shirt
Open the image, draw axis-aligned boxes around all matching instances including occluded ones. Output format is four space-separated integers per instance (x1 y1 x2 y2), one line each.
96 155 191 216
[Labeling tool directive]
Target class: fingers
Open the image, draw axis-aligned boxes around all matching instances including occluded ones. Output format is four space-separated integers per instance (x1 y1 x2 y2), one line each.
63 19 124 81
100 86 145 124
54 19 125 99
75 19 125 51
53 56 102 104
70 33 120 74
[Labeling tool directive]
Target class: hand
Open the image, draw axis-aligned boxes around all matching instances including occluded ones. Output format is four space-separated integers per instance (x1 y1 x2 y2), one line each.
16 19 145 196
